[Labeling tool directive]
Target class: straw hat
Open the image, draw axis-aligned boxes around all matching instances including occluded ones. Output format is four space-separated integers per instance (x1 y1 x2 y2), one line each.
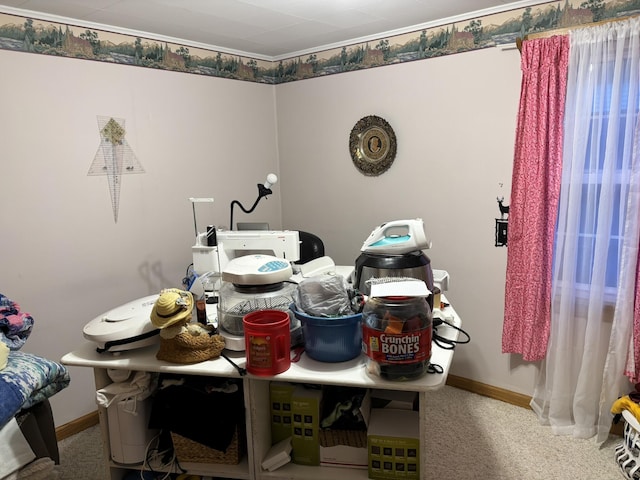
150 289 193 328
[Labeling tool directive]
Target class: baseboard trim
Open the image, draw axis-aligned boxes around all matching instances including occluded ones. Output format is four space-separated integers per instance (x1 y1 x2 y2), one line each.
445 374 624 436
55 410 99 441
446 374 533 409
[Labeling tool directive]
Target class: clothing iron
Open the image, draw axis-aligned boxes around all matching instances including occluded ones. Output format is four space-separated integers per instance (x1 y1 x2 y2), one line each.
361 218 431 255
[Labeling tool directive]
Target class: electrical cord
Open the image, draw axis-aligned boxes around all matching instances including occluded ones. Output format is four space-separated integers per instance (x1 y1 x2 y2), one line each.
221 352 247 376
140 430 182 479
425 315 471 375
182 264 196 290
432 316 470 350
427 363 444 374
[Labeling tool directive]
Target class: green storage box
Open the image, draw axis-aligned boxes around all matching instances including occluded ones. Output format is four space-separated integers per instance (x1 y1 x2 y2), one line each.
367 408 420 479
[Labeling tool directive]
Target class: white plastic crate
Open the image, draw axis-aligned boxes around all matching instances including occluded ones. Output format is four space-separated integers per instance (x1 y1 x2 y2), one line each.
615 410 640 479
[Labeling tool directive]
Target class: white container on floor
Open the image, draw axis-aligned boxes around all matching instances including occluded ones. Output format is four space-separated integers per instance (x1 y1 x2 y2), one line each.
107 396 157 464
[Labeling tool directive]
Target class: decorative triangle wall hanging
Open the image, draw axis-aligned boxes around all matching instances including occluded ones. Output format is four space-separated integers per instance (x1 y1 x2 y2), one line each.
88 116 144 222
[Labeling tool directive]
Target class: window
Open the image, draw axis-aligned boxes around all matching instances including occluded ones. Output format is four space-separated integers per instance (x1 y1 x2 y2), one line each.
554 55 640 295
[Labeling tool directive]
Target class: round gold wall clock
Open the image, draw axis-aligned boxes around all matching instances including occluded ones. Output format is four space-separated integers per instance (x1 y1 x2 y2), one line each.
349 115 397 176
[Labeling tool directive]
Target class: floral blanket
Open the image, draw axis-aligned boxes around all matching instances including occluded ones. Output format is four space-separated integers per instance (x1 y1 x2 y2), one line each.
0 294 34 350
0 351 70 429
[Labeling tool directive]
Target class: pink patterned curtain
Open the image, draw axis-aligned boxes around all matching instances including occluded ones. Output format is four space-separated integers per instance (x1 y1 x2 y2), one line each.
632 256 640 381
501 36 569 361
627 116 640 383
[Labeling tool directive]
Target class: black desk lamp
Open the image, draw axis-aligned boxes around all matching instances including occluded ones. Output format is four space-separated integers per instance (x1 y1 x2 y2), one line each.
229 173 278 230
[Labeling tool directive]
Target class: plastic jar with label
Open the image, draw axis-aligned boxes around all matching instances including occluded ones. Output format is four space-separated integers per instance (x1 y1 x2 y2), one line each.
362 295 432 381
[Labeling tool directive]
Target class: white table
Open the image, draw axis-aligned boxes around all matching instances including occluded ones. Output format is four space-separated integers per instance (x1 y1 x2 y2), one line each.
62 297 461 480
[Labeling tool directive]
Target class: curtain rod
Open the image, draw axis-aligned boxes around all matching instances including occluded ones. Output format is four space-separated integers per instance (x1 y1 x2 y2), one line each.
516 14 638 52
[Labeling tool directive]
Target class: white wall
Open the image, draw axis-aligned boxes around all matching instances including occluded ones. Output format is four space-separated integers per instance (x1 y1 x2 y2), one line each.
276 47 539 395
0 44 540 427
0 49 281 425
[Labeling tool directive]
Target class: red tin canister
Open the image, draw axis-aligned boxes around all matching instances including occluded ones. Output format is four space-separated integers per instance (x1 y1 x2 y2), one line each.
243 310 291 376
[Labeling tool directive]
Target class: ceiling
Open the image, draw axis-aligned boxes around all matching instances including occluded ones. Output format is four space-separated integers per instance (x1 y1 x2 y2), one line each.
0 0 546 59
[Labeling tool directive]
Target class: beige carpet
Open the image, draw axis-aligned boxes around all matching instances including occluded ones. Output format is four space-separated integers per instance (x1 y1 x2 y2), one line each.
56 425 107 480
54 385 625 479
423 386 622 479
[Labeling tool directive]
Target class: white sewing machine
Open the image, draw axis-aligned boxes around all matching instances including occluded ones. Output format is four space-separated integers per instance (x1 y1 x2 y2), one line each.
192 228 300 291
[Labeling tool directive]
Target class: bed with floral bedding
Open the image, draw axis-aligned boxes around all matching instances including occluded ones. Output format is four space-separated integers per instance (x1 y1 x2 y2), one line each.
0 293 70 479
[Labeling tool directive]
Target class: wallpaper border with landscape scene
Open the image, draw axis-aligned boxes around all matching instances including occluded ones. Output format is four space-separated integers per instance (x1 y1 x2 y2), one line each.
0 0 639 84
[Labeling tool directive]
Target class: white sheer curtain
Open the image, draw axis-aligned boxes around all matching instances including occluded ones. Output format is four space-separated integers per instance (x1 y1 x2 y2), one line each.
530 17 640 443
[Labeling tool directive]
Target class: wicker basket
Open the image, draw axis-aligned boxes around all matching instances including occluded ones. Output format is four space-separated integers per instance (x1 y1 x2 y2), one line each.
171 425 244 465
615 410 640 479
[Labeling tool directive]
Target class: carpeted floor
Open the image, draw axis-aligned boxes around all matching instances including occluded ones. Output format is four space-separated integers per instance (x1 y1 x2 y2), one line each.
423 386 622 479
55 385 625 479
56 424 107 480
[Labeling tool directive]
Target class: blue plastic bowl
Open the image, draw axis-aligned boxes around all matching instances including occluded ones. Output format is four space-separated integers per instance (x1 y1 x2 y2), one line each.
290 305 362 362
